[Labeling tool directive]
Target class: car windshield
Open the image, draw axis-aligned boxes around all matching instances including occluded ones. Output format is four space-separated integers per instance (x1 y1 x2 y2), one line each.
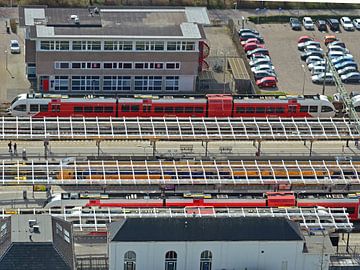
343 18 351 23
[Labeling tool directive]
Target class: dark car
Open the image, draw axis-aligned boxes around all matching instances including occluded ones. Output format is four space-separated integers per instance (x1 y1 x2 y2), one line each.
290 17 301 30
316 20 327 31
253 70 277 80
247 48 269 58
327 19 340 31
341 72 360 83
239 28 259 36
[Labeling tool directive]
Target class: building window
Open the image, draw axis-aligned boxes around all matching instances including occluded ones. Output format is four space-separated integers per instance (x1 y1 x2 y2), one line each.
72 41 101 51
40 40 69 51
165 63 180 70
135 41 164 51
104 41 117 50
72 76 100 91
165 76 179 91
103 76 131 91
27 63 36 79
165 251 177 270
166 41 195 51
135 76 162 91
124 251 136 270
53 76 69 91
54 62 70 69
200 250 212 270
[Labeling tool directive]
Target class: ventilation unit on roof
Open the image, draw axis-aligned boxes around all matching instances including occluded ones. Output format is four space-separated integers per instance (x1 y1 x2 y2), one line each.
70 14 78 20
74 17 80 25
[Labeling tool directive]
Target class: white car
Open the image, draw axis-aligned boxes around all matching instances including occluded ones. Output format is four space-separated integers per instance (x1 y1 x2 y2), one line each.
302 17 315 30
328 45 349 54
340 17 354 31
328 51 352 60
298 41 320 51
306 55 323 65
304 46 323 54
311 66 326 75
338 66 357 76
312 72 334 84
308 60 325 71
250 54 271 61
10 40 20 54
353 18 360 30
251 64 275 73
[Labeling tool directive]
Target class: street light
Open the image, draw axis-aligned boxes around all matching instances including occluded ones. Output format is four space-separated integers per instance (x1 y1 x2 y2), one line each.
322 58 328 95
4 50 8 72
301 64 306 95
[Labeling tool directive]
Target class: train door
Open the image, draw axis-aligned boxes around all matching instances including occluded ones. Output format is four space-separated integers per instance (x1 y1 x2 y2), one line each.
207 95 233 117
287 99 299 117
142 99 152 116
50 101 61 116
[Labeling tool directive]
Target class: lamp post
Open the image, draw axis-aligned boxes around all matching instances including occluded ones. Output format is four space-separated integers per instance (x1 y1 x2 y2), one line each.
322 58 328 95
301 64 306 95
5 50 8 73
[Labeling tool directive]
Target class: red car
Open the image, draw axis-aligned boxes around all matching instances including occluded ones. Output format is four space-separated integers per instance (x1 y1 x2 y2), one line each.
241 38 260 46
256 76 277 88
298 35 313 44
244 43 265 52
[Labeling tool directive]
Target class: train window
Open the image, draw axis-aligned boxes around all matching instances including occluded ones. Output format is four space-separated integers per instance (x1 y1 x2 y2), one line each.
40 104 48 112
276 107 285 113
104 107 113 113
347 207 355 214
175 107 184 113
288 106 296 113
255 107 265 113
321 106 333 112
195 107 204 113
143 105 151 113
165 107 173 113
84 107 93 113
155 107 163 113
245 107 255 113
185 107 193 113
236 107 245 113
266 107 275 113
131 105 140 112
14 104 26 111
74 107 83 113
122 105 130 112
300 106 308 112
94 106 103 113
309 106 318 112
30 104 39 112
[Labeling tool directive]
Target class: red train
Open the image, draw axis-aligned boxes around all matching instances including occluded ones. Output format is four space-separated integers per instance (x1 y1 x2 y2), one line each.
46 191 360 221
9 93 336 118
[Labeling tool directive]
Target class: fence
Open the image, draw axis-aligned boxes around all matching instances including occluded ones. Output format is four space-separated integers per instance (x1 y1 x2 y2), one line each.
76 254 108 270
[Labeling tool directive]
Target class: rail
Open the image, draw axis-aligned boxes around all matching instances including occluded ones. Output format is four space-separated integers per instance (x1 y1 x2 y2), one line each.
2 159 360 185
0 207 353 231
0 117 357 141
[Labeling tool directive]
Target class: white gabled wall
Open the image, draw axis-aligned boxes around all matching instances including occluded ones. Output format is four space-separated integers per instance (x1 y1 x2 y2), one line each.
109 240 330 270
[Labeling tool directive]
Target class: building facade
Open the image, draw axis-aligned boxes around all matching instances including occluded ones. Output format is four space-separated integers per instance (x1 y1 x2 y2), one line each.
108 217 334 270
19 6 210 95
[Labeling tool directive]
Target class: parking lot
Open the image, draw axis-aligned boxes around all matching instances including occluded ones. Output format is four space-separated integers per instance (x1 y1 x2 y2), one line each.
245 20 360 96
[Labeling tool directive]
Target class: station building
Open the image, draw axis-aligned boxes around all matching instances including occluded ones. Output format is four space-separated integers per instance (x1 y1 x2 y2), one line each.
19 6 210 95
108 216 334 270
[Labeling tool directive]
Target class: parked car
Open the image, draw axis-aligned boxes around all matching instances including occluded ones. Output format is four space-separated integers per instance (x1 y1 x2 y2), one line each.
334 61 358 71
302 17 314 30
298 36 313 44
327 40 345 48
340 17 354 31
301 50 323 61
249 58 272 67
324 35 338 45
312 72 334 84
316 20 327 31
240 33 264 43
250 54 271 61
304 46 323 54
239 28 259 36
241 38 260 46
328 51 351 59
290 17 301 30
306 56 324 65
251 64 275 73
327 19 340 31
341 72 360 83
256 76 277 88
353 18 360 30
298 41 320 51
308 60 325 70
10 40 20 54
331 55 354 65
247 48 269 58
338 66 357 76
244 43 265 52
311 66 326 75
253 70 277 80
328 45 349 54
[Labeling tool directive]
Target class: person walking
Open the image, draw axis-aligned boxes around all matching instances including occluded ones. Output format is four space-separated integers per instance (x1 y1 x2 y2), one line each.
13 143 17 155
8 141 12 153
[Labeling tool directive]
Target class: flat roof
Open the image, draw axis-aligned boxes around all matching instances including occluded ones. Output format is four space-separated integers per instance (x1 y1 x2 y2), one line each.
20 6 209 40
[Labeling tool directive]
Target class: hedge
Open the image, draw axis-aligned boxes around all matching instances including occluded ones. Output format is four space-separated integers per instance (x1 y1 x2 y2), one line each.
248 14 360 25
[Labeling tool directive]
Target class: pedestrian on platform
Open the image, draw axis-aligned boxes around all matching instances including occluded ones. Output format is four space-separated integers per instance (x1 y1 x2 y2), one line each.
8 141 12 153
22 148 27 161
13 143 17 155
